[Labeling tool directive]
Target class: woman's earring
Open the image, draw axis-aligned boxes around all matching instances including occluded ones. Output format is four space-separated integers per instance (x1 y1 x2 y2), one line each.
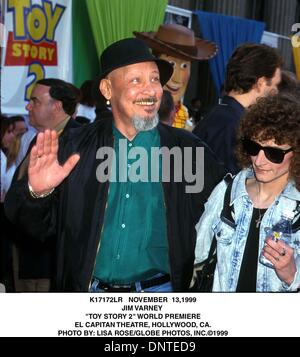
106 100 110 106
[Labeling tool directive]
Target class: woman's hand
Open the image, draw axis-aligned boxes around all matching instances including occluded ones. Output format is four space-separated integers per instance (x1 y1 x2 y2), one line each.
262 238 296 286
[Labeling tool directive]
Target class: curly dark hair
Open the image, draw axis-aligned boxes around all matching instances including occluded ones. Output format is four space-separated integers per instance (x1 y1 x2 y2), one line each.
236 94 300 190
224 43 283 94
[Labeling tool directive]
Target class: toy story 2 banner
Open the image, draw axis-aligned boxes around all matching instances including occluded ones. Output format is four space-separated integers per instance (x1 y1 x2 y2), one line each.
1 0 72 114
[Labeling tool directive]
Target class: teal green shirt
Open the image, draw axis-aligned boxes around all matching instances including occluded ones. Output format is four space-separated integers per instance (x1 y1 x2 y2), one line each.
93 125 169 284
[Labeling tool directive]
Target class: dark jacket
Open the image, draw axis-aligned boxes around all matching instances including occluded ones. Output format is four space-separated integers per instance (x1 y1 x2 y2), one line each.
12 118 81 281
5 118 224 291
193 96 245 174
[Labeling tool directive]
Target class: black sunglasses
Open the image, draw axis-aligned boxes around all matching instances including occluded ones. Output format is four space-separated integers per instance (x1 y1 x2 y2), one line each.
242 138 293 164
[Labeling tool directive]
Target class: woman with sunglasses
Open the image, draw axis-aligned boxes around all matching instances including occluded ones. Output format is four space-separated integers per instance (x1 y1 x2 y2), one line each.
194 94 300 292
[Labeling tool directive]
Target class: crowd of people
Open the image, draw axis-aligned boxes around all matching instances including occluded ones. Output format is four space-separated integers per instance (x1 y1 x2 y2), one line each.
1 35 300 293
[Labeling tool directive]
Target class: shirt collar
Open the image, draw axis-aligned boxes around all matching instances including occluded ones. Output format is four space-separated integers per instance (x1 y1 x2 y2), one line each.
112 123 159 145
221 95 245 117
53 116 70 136
231 167 300 204
230 168 252 204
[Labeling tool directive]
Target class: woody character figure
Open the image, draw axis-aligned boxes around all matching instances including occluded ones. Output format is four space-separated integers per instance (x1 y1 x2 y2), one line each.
134 24 217 129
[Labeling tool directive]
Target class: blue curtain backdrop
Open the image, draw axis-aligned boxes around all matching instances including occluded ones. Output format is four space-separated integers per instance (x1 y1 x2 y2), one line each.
195 11 265 95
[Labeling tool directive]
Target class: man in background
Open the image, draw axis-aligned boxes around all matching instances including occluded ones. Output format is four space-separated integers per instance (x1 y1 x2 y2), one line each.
193 43 283 174
10 116 27 137
11 78 81 292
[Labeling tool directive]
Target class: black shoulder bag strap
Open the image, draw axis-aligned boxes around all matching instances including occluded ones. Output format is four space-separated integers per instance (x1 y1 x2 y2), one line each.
292 201 300 233
220 174 236 227
208 174 235 258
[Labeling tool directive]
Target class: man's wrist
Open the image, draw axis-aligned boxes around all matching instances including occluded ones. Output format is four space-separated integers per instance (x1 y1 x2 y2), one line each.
28 182 55 199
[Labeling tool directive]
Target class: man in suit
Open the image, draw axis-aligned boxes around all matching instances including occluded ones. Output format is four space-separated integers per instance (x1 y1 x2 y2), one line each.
12 78 81 292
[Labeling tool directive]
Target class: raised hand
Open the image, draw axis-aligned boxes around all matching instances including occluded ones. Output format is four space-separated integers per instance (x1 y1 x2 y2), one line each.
28 130 80 195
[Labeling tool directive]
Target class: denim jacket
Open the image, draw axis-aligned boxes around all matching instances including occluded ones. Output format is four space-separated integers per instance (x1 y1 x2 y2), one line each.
195 168 300 292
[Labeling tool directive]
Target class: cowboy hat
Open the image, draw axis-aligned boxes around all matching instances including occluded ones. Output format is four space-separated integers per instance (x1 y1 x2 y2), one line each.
134 24 218 61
